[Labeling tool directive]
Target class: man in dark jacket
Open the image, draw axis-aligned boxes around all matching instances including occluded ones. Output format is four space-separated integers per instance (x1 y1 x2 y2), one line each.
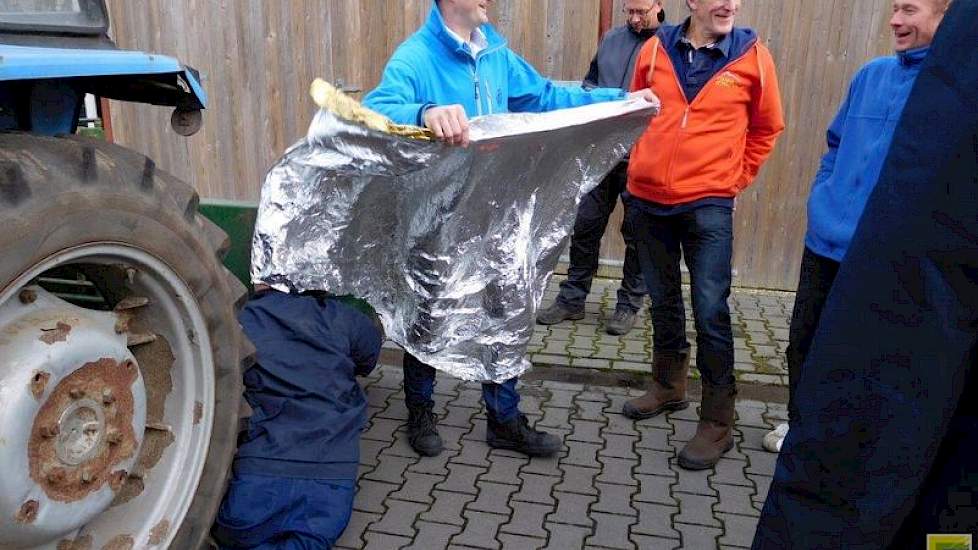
753 0 978 547
536 0 664 336
211 289 383 549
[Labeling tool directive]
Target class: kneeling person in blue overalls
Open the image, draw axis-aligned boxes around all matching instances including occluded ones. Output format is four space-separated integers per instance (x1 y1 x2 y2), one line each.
211 286 384 549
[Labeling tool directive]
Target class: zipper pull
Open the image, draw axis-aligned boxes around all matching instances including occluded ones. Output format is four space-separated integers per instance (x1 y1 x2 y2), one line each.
681 106 690 129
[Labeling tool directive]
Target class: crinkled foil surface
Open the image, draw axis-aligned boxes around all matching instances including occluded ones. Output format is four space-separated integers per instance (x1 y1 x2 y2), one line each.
252 98 658 382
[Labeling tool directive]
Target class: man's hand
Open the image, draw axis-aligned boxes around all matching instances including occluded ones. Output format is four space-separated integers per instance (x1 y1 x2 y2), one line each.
424 104 470 147
628 88 659 104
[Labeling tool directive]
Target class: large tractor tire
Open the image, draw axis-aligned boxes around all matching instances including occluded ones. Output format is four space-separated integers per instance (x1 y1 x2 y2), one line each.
0 133 249 549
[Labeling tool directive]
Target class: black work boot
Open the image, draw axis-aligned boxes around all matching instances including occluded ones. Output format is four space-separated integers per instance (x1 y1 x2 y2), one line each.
407 403 444 457
486 414 562 457
605 307 638 336
536 301 585 325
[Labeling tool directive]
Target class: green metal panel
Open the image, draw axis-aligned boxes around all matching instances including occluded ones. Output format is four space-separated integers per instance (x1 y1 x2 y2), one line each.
198 199 258 288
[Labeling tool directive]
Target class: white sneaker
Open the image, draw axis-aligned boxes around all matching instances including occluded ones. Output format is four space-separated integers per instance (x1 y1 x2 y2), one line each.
763 423 789 453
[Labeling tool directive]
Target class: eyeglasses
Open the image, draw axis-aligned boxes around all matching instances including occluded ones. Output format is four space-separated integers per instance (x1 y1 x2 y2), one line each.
623 7 654 17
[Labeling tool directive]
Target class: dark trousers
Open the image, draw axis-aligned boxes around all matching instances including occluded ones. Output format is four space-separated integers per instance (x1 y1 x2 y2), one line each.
786 247 840 422
556 163 646 313
625 202 735 387
403 353 521 422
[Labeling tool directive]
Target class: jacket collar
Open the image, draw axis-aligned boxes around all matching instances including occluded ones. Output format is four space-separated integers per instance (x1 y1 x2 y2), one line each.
897 45 930 67
424 3 506 58
658 20 757 61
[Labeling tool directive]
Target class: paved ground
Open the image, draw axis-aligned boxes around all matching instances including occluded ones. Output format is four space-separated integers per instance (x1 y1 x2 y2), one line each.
337 365 787 550
526 277 794 387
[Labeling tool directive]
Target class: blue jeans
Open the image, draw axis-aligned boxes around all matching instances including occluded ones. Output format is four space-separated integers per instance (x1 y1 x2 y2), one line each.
556 162 646 313
625 201 735 387
212 472 355 549
403 353 521 422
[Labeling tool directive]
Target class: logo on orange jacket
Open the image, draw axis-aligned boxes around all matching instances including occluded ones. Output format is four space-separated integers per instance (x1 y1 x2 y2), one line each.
715 71 743 89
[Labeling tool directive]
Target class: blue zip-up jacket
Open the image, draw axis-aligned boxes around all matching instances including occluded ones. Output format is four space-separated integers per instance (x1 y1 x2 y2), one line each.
363 4 626 125
233 291 383 480
804 47 930 261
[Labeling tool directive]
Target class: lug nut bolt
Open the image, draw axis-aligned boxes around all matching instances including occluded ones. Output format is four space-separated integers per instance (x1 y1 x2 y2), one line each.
68 387 85 399
80 471 93 484
16 500 38 524
106 430 122 445
102 388 115 404
18 289 37 305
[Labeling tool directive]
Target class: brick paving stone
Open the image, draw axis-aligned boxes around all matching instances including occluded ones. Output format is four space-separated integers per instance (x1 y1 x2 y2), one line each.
334 510 380 549
531 353 571 367
543 523 592 550
572 357 612 368
391 471 444 504
520 456 564 477
437 463 484 495
715 484 759 518
452 510 508 550
599 433 639 459
634 411 673 430
479 454 526 485
575 400 607 421
673 464 717 497
451 440 491 467
542 380 586 392
548 491 597 527
379 397 409 420
408 448 457 475
513 472 559 505
467 481 518 515
675 522 722 550
568 419 605 443
588 512 639 549
500 500 552 539
554 464 599 495
740 373 782 385
675 492 721 528
592 482 638 515
546 388 578 408
381 435 425 459
736 426 770 451
670 419 698 442
403 521 464 550
564 441 602 467
718 512 760 548
366 386 396 409
538 406 572 428
496 534 547 550
370 499 428 537
635 448 675 476
364 454 415 485
747 474 773 504
360 438 389 468
634 473 677 505
595 456 639 486
632 502 681 538
442 405 477 428
569 347 595 358
547 327 573 341
636 426 673 451
743 449 778 477
612 360 650 372
355 479 400 514
363 531 412 550
605 412 641 437
630 534 681 549
362 417 403 443
421 490 477 527
710 457 752 487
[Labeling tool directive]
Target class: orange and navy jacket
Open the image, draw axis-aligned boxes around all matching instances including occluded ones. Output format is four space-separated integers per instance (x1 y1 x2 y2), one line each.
627 25 785 205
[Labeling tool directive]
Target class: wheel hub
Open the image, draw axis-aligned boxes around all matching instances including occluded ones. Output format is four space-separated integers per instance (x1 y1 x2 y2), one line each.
0 287 146 549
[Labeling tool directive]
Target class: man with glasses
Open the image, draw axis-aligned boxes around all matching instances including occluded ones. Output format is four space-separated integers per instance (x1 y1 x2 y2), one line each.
621 0 785 471
536 0 665 336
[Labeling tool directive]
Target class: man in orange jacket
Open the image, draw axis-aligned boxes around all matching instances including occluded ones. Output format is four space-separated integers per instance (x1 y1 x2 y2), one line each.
621 0 784 470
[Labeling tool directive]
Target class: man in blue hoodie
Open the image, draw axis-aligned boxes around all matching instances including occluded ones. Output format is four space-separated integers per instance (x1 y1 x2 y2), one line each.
763 0 951 453
211 289 383 549
364 0 656 458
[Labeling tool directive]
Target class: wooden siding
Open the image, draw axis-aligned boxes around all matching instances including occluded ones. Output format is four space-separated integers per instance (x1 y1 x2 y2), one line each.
105 0 893 289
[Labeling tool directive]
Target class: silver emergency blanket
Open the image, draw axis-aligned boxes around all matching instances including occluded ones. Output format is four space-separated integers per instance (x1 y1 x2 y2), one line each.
252 98 658 382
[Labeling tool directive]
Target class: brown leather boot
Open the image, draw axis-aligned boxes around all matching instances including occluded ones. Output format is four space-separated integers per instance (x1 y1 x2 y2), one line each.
678 384 737 470
622 350 690 419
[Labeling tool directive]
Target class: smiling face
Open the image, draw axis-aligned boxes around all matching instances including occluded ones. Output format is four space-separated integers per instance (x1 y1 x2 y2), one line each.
891 0 948 51
686 0 741 42
452 0 491 28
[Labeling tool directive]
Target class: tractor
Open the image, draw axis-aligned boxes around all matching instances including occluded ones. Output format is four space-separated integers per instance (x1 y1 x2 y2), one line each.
0 1 247 548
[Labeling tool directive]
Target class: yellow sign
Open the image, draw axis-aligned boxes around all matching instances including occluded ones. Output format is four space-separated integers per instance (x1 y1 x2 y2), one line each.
927 534 973 550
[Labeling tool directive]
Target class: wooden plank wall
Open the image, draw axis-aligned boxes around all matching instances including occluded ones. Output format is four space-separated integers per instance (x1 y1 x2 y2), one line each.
105 0 892 290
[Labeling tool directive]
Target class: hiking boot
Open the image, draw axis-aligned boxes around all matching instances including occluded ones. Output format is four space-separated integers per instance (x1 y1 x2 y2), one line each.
622 351 690 419
486 414 562 457
605 307 638 336
678 384 737 470
536 301 585 325
763 422 789 453
407 403 444 457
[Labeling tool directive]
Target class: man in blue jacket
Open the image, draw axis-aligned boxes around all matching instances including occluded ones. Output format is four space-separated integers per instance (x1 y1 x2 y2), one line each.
763 0 951 453
754 0 978 546
536 0 664 336
211 288 383 549
364 0 656 458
